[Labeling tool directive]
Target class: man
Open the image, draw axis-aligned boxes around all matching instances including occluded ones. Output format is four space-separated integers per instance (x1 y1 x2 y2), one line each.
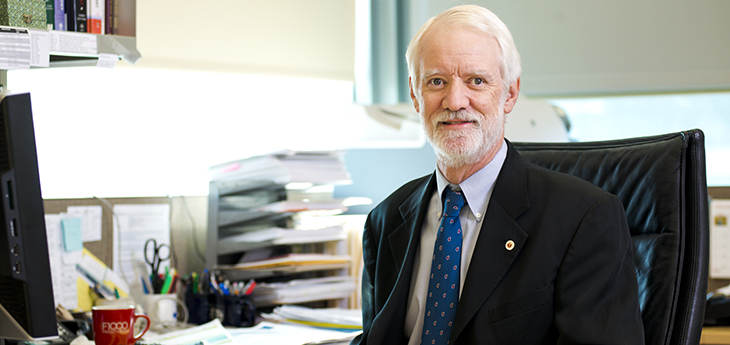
354 5 644 345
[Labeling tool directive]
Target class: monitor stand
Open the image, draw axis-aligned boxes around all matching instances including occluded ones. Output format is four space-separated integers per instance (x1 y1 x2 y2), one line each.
0 303 31 341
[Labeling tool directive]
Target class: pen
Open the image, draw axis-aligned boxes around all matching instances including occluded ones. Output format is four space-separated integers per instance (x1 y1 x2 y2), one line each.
141 276 149 294
76 265 115 298
92 284 106 299
161 268 176 294
210 275 221 294
201 269 209 294
243 280 257 295
219 282 230 295
170 273 179 293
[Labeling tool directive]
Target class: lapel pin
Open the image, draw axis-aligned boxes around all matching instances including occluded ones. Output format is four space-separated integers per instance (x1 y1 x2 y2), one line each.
505 240 515 251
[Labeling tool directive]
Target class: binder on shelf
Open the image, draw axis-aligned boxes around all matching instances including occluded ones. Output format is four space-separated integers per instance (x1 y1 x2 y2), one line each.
64 0 86 32
53 0 64 30
75 0 86 32
44 0 54 30
87 0 102 33
103 0 111 34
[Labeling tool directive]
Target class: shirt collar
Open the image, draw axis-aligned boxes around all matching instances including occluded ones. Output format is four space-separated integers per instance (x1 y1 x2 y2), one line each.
436 139 508 220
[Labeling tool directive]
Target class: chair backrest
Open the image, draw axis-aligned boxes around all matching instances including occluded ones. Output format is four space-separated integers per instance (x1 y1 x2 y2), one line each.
513 129 709 345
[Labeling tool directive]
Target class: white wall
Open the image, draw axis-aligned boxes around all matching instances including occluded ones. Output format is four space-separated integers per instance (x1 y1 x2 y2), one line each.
134 0 356 82
421 0 730 96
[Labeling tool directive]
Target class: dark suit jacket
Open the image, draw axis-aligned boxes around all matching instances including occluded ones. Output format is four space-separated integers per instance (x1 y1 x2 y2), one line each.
354 141 644 344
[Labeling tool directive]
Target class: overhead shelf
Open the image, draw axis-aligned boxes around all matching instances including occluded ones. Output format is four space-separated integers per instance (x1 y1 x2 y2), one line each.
1 27 139 67
0 27 140 89
46 30 140 67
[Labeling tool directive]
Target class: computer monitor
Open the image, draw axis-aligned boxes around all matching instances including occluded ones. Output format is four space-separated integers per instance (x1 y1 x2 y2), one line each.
0 93 58 341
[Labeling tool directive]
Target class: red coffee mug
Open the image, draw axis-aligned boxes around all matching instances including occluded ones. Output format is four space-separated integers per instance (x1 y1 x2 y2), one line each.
92 305 150 345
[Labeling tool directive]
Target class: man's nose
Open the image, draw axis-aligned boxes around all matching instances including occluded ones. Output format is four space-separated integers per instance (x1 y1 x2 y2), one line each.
441 82 469 112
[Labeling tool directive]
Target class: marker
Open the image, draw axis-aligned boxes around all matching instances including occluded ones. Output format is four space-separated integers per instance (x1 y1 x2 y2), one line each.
244 280 257 295
160 268 176 294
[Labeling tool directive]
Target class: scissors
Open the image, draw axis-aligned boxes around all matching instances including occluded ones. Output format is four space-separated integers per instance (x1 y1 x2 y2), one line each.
144 238 170 293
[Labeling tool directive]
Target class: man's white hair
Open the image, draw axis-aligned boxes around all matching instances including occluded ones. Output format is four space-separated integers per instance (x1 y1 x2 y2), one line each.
406 5 522 93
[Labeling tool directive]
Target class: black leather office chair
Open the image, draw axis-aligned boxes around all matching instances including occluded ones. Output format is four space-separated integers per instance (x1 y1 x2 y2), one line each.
513 129 709 345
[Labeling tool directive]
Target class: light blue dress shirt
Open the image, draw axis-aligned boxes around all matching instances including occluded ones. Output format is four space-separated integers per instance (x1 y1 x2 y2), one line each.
405 140 508 344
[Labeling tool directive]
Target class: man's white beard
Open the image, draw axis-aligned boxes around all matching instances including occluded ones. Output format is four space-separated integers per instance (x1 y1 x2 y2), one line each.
423 107 505 168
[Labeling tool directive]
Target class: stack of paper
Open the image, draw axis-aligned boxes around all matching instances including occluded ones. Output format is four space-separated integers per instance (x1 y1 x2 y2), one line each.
143 319 360 345
227 321 361 345
263 305 363 330
220 254 352 272
252 276 357 307
217 199 352 227
208 150 352 186
217 225 347 254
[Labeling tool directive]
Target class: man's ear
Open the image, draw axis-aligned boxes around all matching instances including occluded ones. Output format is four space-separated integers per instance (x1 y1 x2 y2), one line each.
409 77 420 113
503 77 521 114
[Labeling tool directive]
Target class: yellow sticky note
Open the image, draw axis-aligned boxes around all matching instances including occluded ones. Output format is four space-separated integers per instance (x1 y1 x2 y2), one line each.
76 277 94 312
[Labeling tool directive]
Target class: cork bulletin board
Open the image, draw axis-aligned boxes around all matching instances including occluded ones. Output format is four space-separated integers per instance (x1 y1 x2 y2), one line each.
43 196 173 269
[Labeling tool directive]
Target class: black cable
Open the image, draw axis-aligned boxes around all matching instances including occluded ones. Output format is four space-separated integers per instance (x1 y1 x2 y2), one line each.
180 195 206 263
93 196 132 288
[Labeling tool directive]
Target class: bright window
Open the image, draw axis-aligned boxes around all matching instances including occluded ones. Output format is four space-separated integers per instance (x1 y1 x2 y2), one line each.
549 92 730 186
8 67 355 198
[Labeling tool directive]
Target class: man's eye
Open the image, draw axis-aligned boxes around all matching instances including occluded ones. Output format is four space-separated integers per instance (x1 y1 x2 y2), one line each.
473 78 484 85
430 79 443 86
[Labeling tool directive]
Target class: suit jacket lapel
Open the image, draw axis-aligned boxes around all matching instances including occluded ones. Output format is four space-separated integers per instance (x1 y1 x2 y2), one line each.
372 173 436 339
451 142 531 341
388 174 437 271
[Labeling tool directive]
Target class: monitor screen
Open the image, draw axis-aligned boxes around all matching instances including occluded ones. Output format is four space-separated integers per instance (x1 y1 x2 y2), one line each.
0 93 57 340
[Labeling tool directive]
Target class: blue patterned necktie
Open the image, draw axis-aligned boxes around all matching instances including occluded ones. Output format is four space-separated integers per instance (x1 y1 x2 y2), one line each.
421 187 464 345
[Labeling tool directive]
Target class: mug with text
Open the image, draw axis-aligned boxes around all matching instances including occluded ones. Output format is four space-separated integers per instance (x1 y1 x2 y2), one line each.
92 304 150 345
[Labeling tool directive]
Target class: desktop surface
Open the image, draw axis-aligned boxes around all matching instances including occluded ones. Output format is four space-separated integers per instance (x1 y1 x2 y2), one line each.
702 326 730 345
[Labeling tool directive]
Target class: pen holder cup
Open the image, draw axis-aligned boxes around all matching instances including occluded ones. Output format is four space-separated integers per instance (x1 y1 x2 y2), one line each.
215 294 256 328
141 294 188 330
185 293 217 325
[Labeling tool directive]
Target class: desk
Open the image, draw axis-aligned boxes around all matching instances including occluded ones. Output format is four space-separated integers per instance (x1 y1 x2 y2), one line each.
702 327 730 344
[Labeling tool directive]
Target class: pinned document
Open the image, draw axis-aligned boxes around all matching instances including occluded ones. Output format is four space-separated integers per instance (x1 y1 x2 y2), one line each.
66 205 103 242
710 199 730 278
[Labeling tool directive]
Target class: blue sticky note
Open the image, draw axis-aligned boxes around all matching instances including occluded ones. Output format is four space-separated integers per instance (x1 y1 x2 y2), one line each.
61 217 83 252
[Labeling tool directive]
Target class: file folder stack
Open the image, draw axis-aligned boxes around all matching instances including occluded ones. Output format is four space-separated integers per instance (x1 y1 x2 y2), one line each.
208 150 352 187
207 150 365 307
252 276 358 308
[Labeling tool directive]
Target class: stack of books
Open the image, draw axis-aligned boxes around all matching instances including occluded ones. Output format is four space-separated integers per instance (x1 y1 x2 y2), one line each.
50 0 135 35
